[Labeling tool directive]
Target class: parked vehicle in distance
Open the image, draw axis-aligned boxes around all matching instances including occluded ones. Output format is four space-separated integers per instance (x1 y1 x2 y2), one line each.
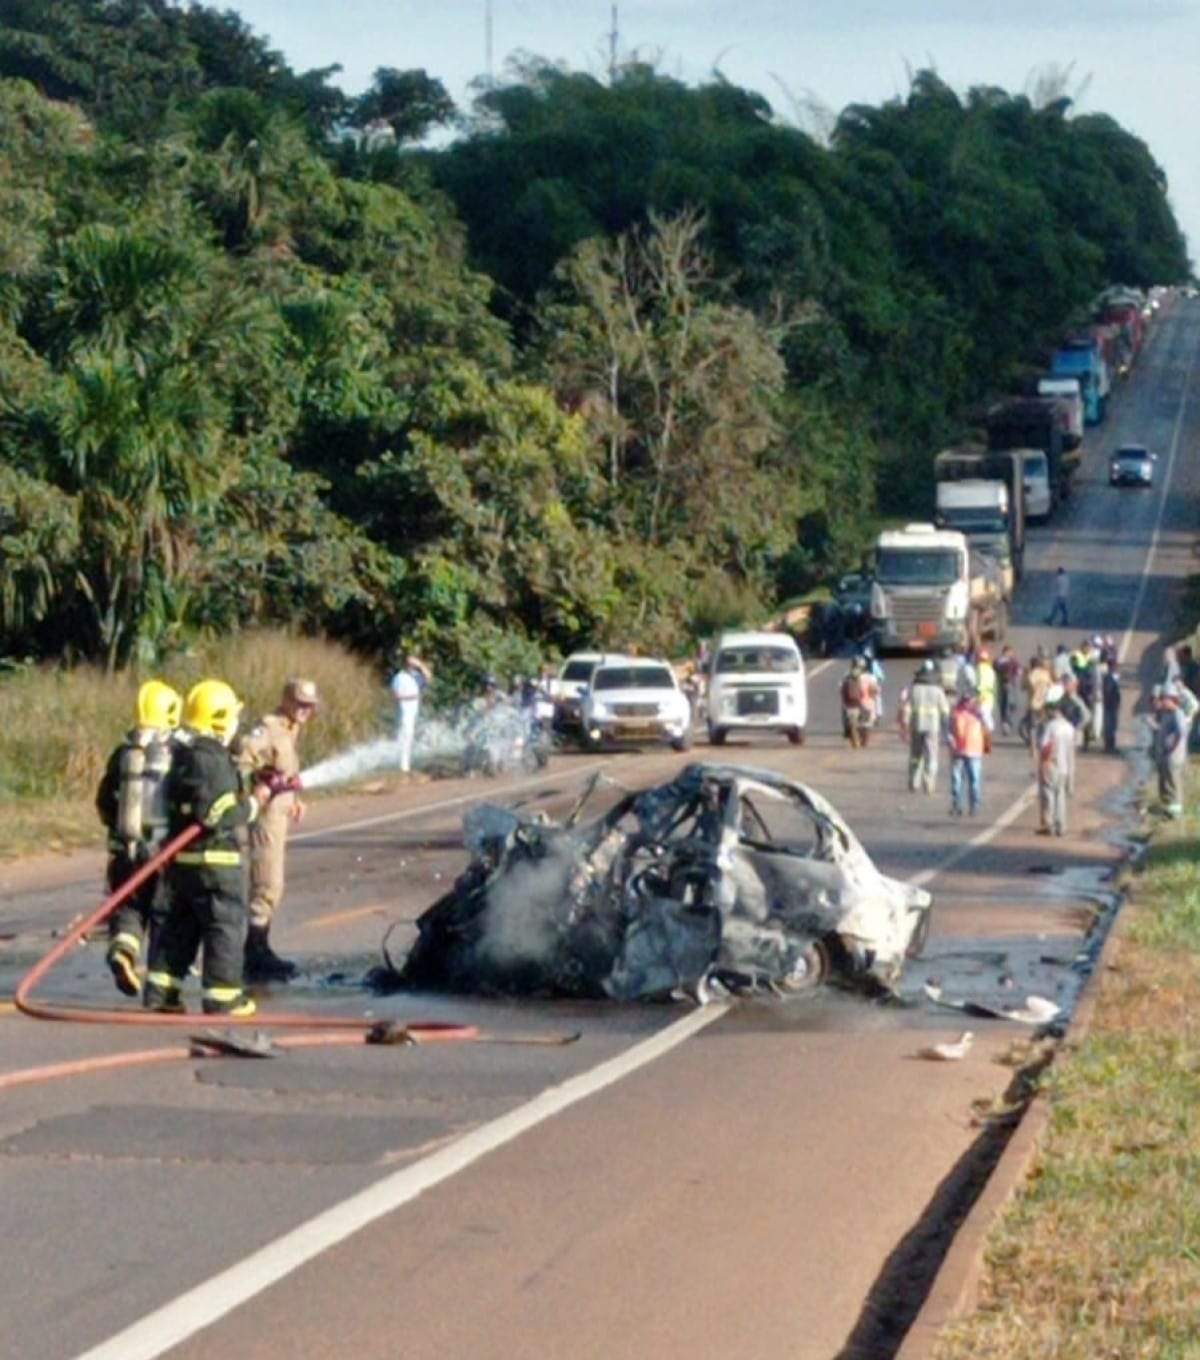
580 657 693 751
1109 444 1156 487
706 631 808 746
1019 449 1052 521
549 651 613 734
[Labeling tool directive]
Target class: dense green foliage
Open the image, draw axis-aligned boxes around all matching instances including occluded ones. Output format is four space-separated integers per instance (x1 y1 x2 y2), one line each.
0 3 1188 683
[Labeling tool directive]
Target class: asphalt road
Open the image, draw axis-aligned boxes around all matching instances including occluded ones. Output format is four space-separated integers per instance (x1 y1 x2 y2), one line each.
2 295 1198 1360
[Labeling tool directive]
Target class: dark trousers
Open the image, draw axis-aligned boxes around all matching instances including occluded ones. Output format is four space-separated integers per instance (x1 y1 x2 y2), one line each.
151 866 248 992
105 847 166 952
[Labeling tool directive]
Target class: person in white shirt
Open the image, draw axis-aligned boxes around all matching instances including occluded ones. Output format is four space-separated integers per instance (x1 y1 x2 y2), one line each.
390 653 432 774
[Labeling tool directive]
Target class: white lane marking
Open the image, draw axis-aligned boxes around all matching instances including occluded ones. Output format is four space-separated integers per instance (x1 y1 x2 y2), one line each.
1117 333 1200 666
71 1004 729 1360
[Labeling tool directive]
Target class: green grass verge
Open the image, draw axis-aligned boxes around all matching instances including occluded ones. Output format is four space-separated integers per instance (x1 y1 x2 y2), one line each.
932 811 1200 1360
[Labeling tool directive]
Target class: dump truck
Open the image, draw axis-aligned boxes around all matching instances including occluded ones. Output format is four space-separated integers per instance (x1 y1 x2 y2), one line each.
870 523 1006 655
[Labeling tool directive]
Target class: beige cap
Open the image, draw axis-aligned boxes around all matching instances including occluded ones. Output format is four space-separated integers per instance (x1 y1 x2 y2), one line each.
284 677 320 707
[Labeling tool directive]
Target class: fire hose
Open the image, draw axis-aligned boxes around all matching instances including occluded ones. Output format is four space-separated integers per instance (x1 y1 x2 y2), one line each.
5 823 578 1089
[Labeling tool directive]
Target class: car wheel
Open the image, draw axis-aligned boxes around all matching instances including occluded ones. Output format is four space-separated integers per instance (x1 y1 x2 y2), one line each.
787 727 805 745
775 940 829 995
707 724 727 746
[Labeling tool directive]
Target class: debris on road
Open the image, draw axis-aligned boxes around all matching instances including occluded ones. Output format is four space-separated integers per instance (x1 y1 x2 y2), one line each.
923 983 1061 1026
916 1031 974 1061
374 763 933 1003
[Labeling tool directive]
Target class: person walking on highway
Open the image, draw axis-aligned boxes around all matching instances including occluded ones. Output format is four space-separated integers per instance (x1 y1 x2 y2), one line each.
947 686 992 817
900 659 950 795
1019 649 1052 749
1045 566 1070 627
234 678 320 983
975 648 997 728
1037 694 1076 836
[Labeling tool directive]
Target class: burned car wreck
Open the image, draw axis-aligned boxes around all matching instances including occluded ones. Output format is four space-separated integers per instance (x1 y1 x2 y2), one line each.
381 763 932 1002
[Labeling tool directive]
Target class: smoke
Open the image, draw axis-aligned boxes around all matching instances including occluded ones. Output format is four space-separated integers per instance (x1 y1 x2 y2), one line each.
299 702 544 791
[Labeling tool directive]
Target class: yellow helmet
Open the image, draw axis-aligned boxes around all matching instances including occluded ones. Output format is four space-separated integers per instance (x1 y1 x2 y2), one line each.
136 679 182 730
183 679 242 744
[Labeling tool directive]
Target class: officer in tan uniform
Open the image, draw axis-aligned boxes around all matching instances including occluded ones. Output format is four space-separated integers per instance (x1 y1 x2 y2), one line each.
234 677 319 981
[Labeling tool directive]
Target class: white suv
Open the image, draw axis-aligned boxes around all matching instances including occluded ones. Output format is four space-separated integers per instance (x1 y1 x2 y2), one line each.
580 658 693 751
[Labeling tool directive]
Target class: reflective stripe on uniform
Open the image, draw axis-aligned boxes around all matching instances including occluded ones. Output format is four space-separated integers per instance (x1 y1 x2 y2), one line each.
204 791 239 826
145 969 183 989
202 984 245 1003
175 849 242 866
111 931 142 956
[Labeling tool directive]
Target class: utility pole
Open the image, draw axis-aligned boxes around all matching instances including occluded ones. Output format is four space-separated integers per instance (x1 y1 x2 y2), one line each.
608 3 619 83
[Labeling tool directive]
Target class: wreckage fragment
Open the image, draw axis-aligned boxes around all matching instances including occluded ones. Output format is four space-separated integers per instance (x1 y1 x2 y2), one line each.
380 763 932 1003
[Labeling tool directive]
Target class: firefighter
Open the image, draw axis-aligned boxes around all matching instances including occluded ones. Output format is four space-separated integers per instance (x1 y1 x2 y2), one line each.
144 679 269 1015
234 677 319 982
94 679 182 997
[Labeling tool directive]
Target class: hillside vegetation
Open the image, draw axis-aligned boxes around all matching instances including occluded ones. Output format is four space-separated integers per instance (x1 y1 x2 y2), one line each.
0 1 1188 687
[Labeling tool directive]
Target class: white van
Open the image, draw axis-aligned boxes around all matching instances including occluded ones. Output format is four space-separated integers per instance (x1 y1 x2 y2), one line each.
706 631 807 745
1019 448 1052 521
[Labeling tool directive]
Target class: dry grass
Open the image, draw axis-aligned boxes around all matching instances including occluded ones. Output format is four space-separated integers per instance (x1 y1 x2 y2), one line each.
0 630 393 860
933 816 1200 1360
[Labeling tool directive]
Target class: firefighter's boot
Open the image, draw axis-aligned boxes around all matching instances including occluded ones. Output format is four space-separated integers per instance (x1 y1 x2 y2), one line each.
244 925 298 983
201 989 258 1017
106 934 142 998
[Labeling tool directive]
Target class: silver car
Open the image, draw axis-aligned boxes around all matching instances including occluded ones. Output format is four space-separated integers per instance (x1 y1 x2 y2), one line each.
1110 444 1156 486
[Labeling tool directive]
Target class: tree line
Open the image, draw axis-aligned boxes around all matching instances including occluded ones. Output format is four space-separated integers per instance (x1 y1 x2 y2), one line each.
0 2 1188 686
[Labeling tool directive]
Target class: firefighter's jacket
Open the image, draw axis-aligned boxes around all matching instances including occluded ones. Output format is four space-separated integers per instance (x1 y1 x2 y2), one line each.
234 712 302 822
166 733 258 875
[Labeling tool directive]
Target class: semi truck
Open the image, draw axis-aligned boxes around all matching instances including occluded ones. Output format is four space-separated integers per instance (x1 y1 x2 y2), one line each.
1036 375 1084 450
985 396 1078 509
870 523 1006 655
1050 335 1110 423
933 444 1026 580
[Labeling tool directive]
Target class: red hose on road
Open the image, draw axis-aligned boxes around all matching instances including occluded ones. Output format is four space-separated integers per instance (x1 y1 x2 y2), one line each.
11 824 473 1035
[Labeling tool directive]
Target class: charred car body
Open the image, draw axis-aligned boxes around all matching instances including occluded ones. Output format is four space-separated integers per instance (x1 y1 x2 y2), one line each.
382 763 932 1002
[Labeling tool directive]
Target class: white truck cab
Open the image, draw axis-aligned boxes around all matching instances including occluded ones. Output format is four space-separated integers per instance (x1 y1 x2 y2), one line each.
706 630 807 746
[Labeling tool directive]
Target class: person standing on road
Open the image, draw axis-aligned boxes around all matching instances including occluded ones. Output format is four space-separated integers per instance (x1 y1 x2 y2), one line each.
95 679 182 997
1151 684 1190 818
900 659 950 794
1045 566 1070 627
995 644 1021 735
975 648 997 728
840 658 867 749
947 686 992 817
1101 659 1121 754
1019 649 1052 748
234 678 320 983
1037 695 1077 836
144 679 269 1016
391 652 432 776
